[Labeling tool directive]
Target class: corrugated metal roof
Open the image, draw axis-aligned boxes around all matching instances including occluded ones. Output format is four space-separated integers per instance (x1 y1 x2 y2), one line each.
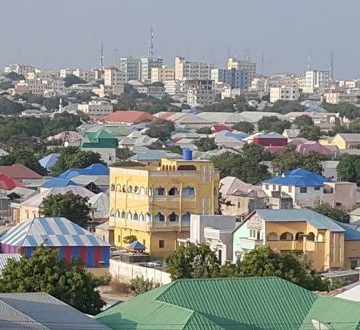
0 254 21 273
256 208 345 232
0 217 110 247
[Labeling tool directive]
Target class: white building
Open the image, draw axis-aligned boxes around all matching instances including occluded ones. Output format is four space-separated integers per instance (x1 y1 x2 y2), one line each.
4 64 34 75
78 101 113 118
270 85 300 102
189 215 237 265
119 57 141 81
301 70 330 94
140 57 163 83
185 80 215 107
227 58 256 89
151 66 175 83
136 84 165 99
211 68 246 89
164 80 187 100
175 56 212 80
104 67 125 86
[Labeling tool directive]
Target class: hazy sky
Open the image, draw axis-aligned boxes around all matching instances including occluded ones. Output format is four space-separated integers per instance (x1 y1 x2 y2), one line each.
1 0 359 78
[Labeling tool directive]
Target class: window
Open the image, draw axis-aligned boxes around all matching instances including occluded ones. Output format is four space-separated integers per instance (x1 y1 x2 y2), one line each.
237 201 241 208
182 187 195 196
265 184 269 190
266 232 278 241
272 185 276 190
314 187 320 191
181 212 191 221
169 212 179 222
307 232 315 241
154 187 166 196
288 186 292 193
118 235 121 243
300 187 307 193
159 240 165 248
280 232 294 241
155 212 165 222
168 187 180 196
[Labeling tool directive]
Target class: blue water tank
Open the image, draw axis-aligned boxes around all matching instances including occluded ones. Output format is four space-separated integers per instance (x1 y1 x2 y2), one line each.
182 149 193 161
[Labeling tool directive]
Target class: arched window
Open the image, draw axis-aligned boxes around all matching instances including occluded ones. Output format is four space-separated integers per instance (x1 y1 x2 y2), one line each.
295 232 305 240
121 211 126 218
115 184 121 192
145 213 151 222
168 187 180 196
111 184 115 191
133 212 139 220
154 187 166 196
266 232 278 241
127 186 133 193
139 187 146 195
280 232 294 241
182 187 195 196
134 186 139 194
308 232 315 241
148 188 153 196
115 209 120 218
127 211 133 220
181 212 191 221
110 208 116 217
169 212 179 222
154 212 165 222
178 165 196 171
122 186 126 193
139 213 145 221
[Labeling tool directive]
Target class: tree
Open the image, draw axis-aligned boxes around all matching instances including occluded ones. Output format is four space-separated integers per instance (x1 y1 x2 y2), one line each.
348 119 360 133
293 115 314 128
323 102 360 120
232 121 255 134
196 126 212 134
165 243 220 280
337 154 360 184
194 137 218 152
146 120 175 141
313 203 350 223
0 246 105 315
123 235 137 244
272 148 326 174
116 148 134 160
222 246 329 291
131 276 160 296
5 72 25 81
0 150 47 175
299 125 321 141
267 100 303 114
42 192 90 227
63 74 86 87
51 147 103 176
0 97 24 115
201 98 235 112
42 112 82 137
258 116 291 134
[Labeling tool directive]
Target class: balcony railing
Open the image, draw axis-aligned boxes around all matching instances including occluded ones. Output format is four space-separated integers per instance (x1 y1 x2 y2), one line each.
113 217 190 231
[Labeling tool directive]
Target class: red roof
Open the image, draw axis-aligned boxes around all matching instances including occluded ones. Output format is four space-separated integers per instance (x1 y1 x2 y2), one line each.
0 173 24 190
102 110 155 124
157 112 178 120
0 163 42 181
211 124 233 133
265 145 287 153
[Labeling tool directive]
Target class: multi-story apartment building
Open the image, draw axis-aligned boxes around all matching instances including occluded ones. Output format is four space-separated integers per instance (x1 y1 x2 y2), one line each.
109 154 219 257
211 68 246 89
78 101 113 118
136 84 166 99
140 57 163 83
104 66 125 86
250 76 270 95
119 57 141 81
164 80 187 100
151 66 175 83
300 70 330 93
270 85 300 102
4 64 34 75
185 79 215 107
175 57 212 80
227 58 256 89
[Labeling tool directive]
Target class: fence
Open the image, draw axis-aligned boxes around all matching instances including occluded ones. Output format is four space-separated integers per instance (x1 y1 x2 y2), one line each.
109 258 172 285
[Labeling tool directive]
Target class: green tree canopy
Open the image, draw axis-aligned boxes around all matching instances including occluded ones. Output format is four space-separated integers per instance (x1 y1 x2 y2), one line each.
323 102 360 120
299 125 322 141
51 147 103 176
232 121 255 134
221 246 329 291
63 74 86 87
337 154 360 184
258 116 291 134
42 112 82 137
165 243 220 280
266 100 303 114
0 246 105 315
194 137 218 152
313 203 350 223
272 148 327 174
5 72 25 81
0 97 24 115
196 126 212 134
116 148 134 160
42 192 90 227
293 115 314 128
201 98 235 112
145 120 175 141
0 150 47 175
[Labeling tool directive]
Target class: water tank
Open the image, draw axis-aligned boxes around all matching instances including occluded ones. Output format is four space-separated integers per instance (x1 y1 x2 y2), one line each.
182 149 193 161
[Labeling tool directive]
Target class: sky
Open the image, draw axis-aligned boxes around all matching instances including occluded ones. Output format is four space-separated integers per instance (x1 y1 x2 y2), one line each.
1 0 359 79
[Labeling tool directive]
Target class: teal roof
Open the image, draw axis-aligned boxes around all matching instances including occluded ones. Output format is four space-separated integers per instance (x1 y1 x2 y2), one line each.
336 222 360 241
96 277 318 329
256 209 345 232
82 129 118 148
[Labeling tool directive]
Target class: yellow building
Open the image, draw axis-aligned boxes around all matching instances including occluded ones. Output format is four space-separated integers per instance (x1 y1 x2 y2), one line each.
320 133 360 150
233 209 360 271
109 157 219 257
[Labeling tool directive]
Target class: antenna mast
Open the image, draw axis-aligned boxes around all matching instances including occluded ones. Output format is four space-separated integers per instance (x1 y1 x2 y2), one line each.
148 28 154 58
100 41 104 70
330 52 334 81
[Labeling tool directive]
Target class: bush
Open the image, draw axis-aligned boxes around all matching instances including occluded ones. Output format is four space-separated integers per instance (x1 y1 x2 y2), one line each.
123 235 137 244
110 278 132 294
131 276 160 296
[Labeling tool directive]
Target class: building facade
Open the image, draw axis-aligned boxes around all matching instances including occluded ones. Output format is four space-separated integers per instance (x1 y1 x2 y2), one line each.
175 56 212 80
151 66 175 83
119 57 141 81
227 58 256 89
211 68 246 89
270 85 300 102
140 57 163 83
185 79 215 107
109 156 219 257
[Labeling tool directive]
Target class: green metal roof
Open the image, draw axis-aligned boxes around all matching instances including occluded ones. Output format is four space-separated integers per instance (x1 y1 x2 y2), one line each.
96 277 319 329
256 209 345 232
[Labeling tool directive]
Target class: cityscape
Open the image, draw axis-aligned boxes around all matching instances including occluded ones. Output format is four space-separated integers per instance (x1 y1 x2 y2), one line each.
2 1 360 329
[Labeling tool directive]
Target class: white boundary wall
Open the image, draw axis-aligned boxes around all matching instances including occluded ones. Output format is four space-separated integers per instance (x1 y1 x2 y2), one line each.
109 259 172 285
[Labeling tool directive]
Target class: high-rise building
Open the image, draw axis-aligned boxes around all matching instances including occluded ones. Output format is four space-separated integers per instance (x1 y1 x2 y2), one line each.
227 58 256 89
104 66 125 86
175 56 212 80
151 66 175 83
119 57 141 81
211 68 246 89
300 70 330 94
270 85 300 103
140 57 163 82
185 80 215 107
109 156 219 257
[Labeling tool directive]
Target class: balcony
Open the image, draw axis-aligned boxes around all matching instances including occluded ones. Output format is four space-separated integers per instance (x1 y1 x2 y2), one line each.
114 218 190 232
268 240 304 251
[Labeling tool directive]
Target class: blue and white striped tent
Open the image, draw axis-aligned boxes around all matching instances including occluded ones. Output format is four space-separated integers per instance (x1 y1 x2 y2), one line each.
0 217 110 268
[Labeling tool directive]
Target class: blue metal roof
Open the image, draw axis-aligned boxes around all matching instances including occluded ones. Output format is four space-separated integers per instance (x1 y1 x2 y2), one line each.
128 240 146 250
59 164 109 179
0 217 110 247
256 209 345 232
224 131 249 140
336 223 360 241
264 168 331 187
39 153 60 171
41 178 79 188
